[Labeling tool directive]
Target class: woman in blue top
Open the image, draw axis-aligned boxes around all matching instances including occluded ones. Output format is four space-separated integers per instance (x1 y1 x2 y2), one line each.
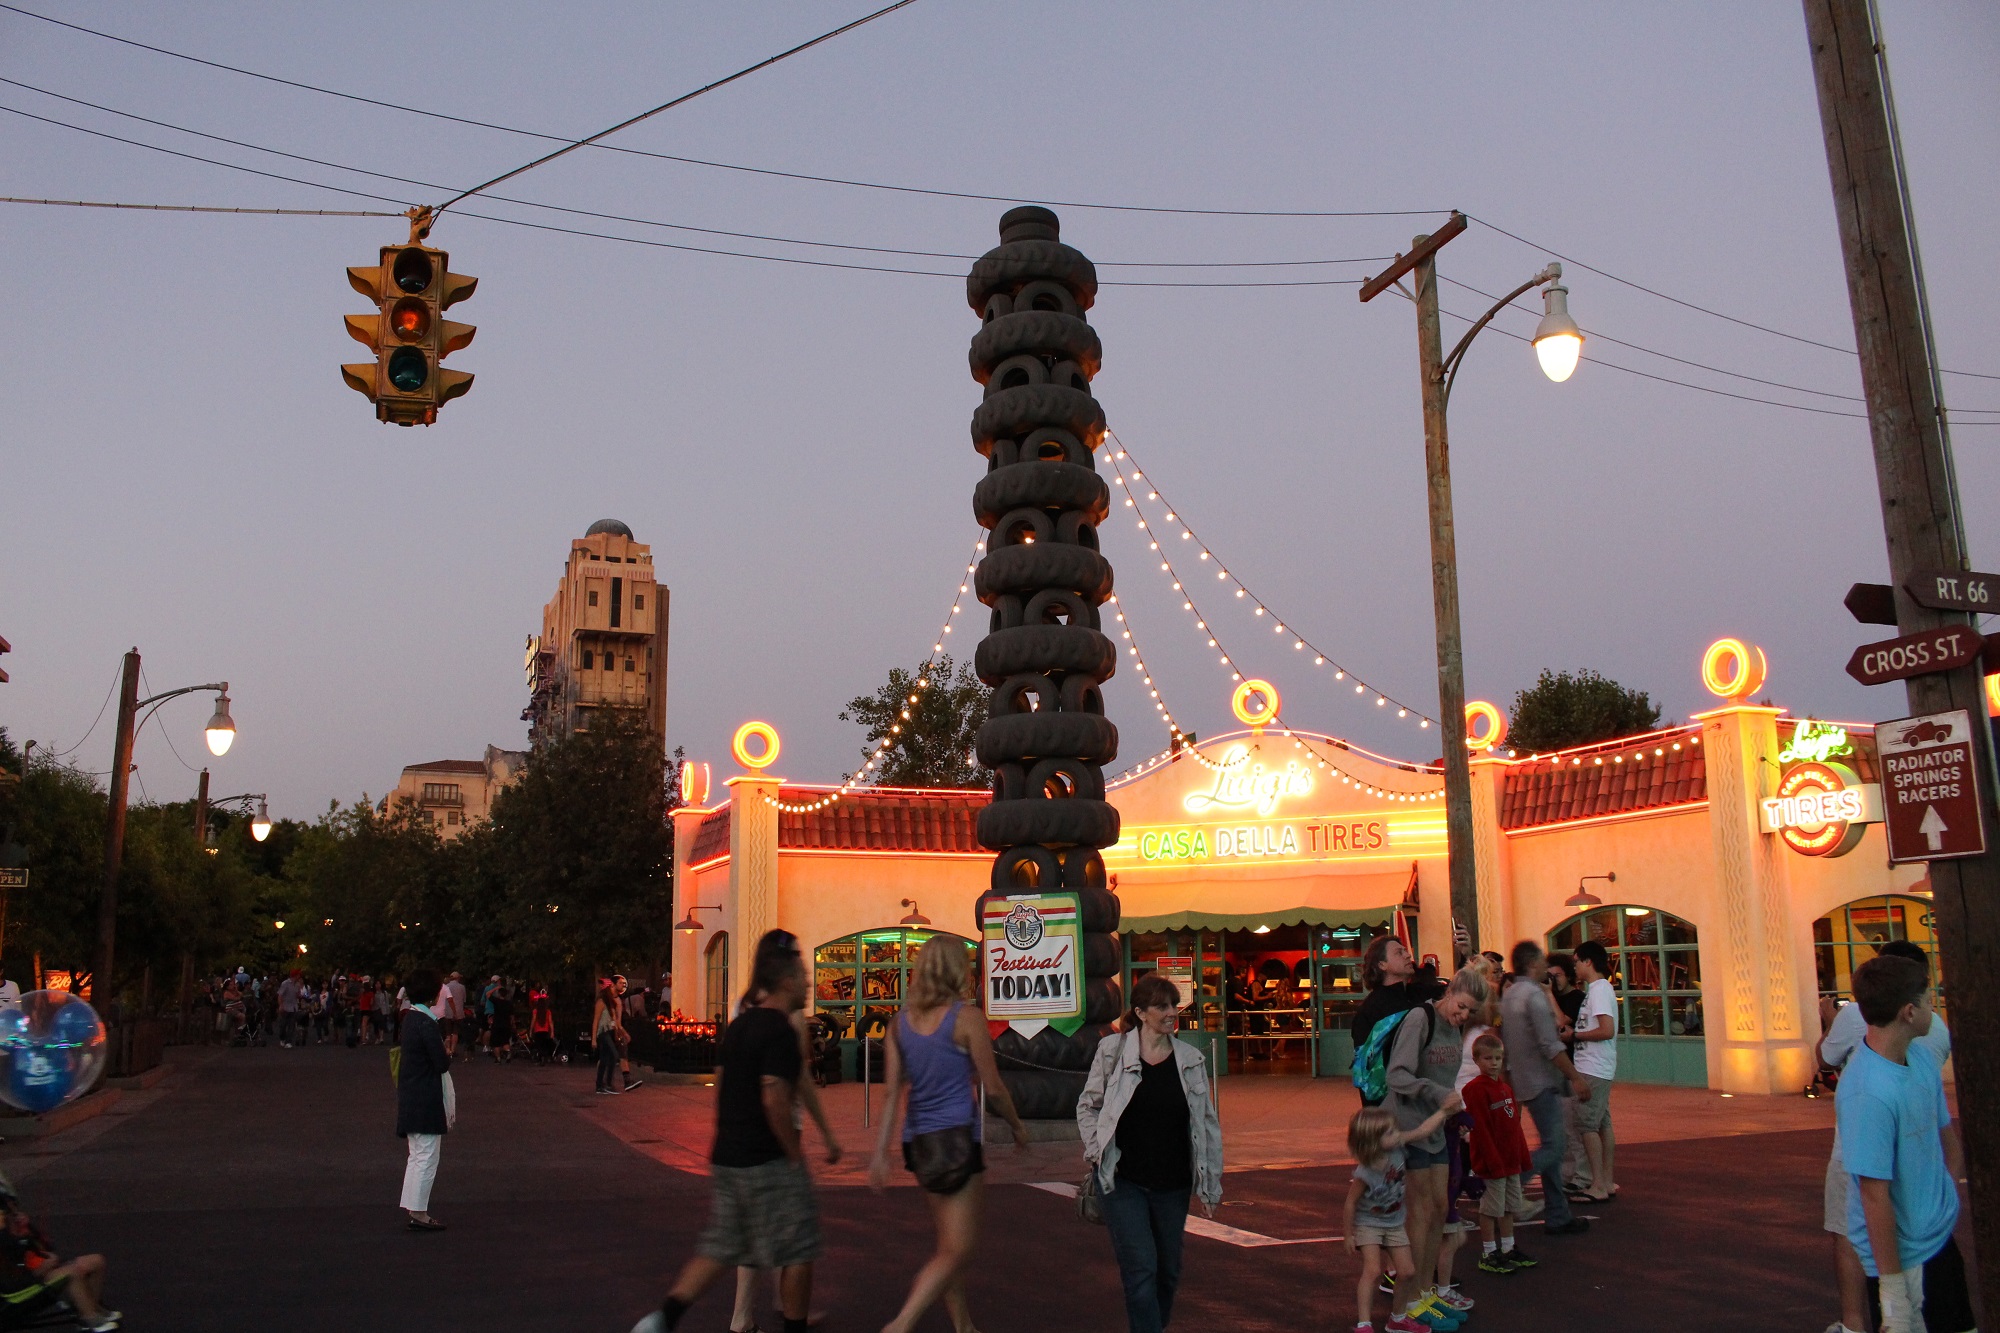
869 936 1028 1333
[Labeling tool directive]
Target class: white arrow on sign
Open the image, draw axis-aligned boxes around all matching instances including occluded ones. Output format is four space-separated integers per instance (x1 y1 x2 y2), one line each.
1920 805 1949 851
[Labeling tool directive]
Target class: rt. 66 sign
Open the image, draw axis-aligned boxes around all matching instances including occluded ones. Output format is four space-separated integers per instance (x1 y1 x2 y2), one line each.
1761 761 1883 857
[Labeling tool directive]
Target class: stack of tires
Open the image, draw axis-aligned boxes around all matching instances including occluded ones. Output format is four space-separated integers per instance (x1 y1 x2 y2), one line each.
966 206 1123 1121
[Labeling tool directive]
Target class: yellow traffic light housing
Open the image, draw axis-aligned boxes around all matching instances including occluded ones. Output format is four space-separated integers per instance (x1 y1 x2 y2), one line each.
342 230 476 426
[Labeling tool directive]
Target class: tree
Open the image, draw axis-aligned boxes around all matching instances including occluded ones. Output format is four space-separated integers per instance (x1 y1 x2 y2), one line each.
840 654 988 788
1507 669 1664 754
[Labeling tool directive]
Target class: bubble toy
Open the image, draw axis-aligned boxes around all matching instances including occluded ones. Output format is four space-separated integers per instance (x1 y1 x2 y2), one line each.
0 991 107 1114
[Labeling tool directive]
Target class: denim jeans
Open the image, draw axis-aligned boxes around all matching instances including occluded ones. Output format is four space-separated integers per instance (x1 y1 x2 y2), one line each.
595 1032 620 1090
1101 1177 1190 1333
1521 1087 1575 1228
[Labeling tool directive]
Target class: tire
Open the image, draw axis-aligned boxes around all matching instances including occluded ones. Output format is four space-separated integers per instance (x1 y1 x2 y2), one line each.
975 544 1113 603
1085 978 1123 1026
1061 850 1108 892
969 311 1102 382
989 673 1056 718
966 241 1099 313
975 624 1116 685
1076 885 1120 934
987 847 1062 895
977 797 1120 851
1025 1024 1094 1071
975 712 1119 765
1025 757 1106 802
972 461 1109 528
997 1068 1088 1120
1082 931 1122 979
970 383 1103 453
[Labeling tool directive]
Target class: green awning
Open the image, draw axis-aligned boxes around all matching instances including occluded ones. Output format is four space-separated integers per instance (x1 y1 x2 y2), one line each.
1121 905 1405 934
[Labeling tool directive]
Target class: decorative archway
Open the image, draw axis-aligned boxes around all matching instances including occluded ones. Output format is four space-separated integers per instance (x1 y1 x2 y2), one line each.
703 931 729 1024
1813 893 1942 1012
1547 904 1706 1087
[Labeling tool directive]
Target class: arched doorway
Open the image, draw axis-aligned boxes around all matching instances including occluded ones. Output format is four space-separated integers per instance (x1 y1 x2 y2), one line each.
703 932 729 1024
1814 894 1942 1013
1547 905 1706 1087
810 927 975 1079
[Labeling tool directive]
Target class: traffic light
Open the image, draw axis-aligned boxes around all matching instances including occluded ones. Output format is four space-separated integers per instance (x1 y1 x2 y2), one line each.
342 242 476 425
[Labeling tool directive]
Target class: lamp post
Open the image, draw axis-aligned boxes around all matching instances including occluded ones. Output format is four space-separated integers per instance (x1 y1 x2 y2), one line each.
202 788 273 845
97 648 237 1007
1361 213 1583 955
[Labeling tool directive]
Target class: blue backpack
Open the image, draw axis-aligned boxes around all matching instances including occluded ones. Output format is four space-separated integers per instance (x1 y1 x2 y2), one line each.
1350 1002 1436 1107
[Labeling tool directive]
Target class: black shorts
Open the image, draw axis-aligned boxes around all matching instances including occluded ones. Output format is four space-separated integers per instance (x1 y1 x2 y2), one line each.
1867 1234 1975 1333
902 1139 985 1194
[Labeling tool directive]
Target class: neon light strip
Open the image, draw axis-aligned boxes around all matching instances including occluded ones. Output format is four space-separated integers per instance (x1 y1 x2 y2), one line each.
1501 800 1710 837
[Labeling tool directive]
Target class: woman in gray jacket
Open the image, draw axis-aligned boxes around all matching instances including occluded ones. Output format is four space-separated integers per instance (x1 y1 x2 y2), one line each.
1076 973 1223 1333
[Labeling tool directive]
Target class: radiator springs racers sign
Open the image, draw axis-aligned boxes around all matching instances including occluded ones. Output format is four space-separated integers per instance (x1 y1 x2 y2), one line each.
980 893 1085 1039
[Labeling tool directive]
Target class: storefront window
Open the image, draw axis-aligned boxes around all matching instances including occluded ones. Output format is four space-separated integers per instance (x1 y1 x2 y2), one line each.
810 928 975 1041
703 932 729 1024
1548 906 1703 1039
1814 894 1941 1011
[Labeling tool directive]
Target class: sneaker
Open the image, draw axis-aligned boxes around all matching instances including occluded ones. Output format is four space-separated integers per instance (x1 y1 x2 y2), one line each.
1434 1285 1474 1312
83 1317 120 1332
1385 1318 1430 1333
1514 1197 1545 1222
1379 1273 1399 1296
623 1078 644 1091
1409 1297 1464 1330
1544 1217 1591 1236
1502 1245 1537 1268
630 1315 668 1333
1477 1250 1517 1274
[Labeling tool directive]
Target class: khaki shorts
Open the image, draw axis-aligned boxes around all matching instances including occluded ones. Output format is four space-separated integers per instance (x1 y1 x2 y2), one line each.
1478 1173 1527 1219
1352 1223 1410 1250
1576 1075 1613 1134
1824 1133 1850 1234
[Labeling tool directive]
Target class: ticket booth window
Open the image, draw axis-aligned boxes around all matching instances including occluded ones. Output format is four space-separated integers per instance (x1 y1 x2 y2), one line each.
1814 894 1942 1013
1547 906 1706 1087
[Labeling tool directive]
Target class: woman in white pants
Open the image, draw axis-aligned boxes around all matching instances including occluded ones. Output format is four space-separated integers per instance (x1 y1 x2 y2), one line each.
396 968 453 1230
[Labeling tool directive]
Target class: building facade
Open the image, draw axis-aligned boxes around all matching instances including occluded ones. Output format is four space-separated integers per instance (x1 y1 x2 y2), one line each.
670 641 1994 1096
383 745 528 839
524 519 670 747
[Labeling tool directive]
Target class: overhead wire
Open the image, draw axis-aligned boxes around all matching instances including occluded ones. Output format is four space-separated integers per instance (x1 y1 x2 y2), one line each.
138 668 201 775
45 660 123 758
0 3 1446 221
432 0 923 214
0 196 398 216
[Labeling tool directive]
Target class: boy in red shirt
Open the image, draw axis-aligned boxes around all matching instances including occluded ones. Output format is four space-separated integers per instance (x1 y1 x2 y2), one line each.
1463 1031 1538 1273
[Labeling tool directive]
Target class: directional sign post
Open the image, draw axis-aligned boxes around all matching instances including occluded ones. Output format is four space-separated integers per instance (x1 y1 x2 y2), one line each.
1907 568 2000 615
1845 626 1986 688
1878 710 1989 863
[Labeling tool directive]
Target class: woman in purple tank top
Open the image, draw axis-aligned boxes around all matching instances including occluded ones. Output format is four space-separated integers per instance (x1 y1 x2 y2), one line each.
869 936 1028 1333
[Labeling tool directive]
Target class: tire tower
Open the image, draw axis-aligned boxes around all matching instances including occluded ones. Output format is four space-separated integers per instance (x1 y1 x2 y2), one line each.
966 206 1124 1119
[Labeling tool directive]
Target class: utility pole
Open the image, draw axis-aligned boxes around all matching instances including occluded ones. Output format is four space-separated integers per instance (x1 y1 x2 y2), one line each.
1804 0 2000 1315
96 649 141 1009
1360 213 1481 955
193 768 210 848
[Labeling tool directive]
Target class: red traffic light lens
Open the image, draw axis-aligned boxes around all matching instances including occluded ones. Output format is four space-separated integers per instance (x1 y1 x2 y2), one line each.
391 248 435 295
390 298 432 342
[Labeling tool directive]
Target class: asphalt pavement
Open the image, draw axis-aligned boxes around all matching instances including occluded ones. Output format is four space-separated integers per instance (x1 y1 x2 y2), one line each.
5 1045 1846 1330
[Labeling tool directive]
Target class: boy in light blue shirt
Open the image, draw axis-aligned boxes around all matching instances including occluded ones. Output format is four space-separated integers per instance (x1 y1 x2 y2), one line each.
1834 953 1970 1333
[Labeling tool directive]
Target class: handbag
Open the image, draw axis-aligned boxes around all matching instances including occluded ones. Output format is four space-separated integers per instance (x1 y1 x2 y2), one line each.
1077 1163 1104 1225
905 1125 979 1195
388 1046 402 1085
442 1072 457 1130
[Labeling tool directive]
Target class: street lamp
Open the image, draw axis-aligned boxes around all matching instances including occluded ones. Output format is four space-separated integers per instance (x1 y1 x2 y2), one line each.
97 648 238 1007
1360 213 1581 954
252 800 272 842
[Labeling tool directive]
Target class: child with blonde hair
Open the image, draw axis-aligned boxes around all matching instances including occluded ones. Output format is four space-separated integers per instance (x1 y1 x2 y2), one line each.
1344 1097 1463 1333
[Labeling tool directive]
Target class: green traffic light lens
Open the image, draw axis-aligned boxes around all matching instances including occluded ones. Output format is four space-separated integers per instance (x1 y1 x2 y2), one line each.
391 248 435 295
387 347 429 392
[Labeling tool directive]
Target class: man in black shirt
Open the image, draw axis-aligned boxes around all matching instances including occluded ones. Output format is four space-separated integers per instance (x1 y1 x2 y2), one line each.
1350 935 1445 1050
636 931 824 1333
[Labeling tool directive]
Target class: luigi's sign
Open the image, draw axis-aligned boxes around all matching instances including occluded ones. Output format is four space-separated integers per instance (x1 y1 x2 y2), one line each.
980 892 1084 1039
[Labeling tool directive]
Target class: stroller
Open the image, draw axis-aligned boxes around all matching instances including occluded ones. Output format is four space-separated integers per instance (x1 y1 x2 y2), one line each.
0 1173 118 1330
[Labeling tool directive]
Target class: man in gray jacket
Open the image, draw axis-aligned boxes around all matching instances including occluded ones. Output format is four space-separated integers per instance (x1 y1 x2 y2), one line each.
1503 941 1592 1236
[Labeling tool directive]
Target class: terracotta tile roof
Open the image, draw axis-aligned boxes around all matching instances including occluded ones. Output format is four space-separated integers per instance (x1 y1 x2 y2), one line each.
690 809 731 864
777 787 989 853
1500 727 1707 831
404 759 486 775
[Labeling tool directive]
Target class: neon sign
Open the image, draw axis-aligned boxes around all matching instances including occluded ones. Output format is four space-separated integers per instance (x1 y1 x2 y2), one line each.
1121 813 1422 867
1183 744 1313 817
1777 721 1852 765
1760 761 1882 857
1702 637 1768 700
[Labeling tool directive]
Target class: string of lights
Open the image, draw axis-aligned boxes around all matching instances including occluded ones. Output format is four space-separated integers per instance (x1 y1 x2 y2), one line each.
1103 431 1439 732
758 534 984 814
1101 448 1440 802
1105 593 1245 775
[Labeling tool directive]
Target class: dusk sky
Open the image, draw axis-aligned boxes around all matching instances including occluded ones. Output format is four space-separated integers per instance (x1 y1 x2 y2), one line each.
4 1 1995 822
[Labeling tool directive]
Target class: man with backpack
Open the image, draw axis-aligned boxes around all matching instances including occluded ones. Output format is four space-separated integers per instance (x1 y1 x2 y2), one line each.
1350 936 1443 1104
1501 942 1592 1238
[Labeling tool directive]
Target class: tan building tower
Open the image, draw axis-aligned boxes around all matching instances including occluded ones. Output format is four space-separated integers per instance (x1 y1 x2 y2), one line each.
524 519 669 747
382 746 529 839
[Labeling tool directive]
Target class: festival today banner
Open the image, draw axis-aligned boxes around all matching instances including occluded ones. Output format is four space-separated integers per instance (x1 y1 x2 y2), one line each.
979 892 1084 1038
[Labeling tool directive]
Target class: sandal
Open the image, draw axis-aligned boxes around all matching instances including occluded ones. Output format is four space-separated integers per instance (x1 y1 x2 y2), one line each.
407 1214 447 1231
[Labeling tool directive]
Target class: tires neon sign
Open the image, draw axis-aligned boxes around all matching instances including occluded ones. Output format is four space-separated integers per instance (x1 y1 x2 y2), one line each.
1760 761 1882 857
